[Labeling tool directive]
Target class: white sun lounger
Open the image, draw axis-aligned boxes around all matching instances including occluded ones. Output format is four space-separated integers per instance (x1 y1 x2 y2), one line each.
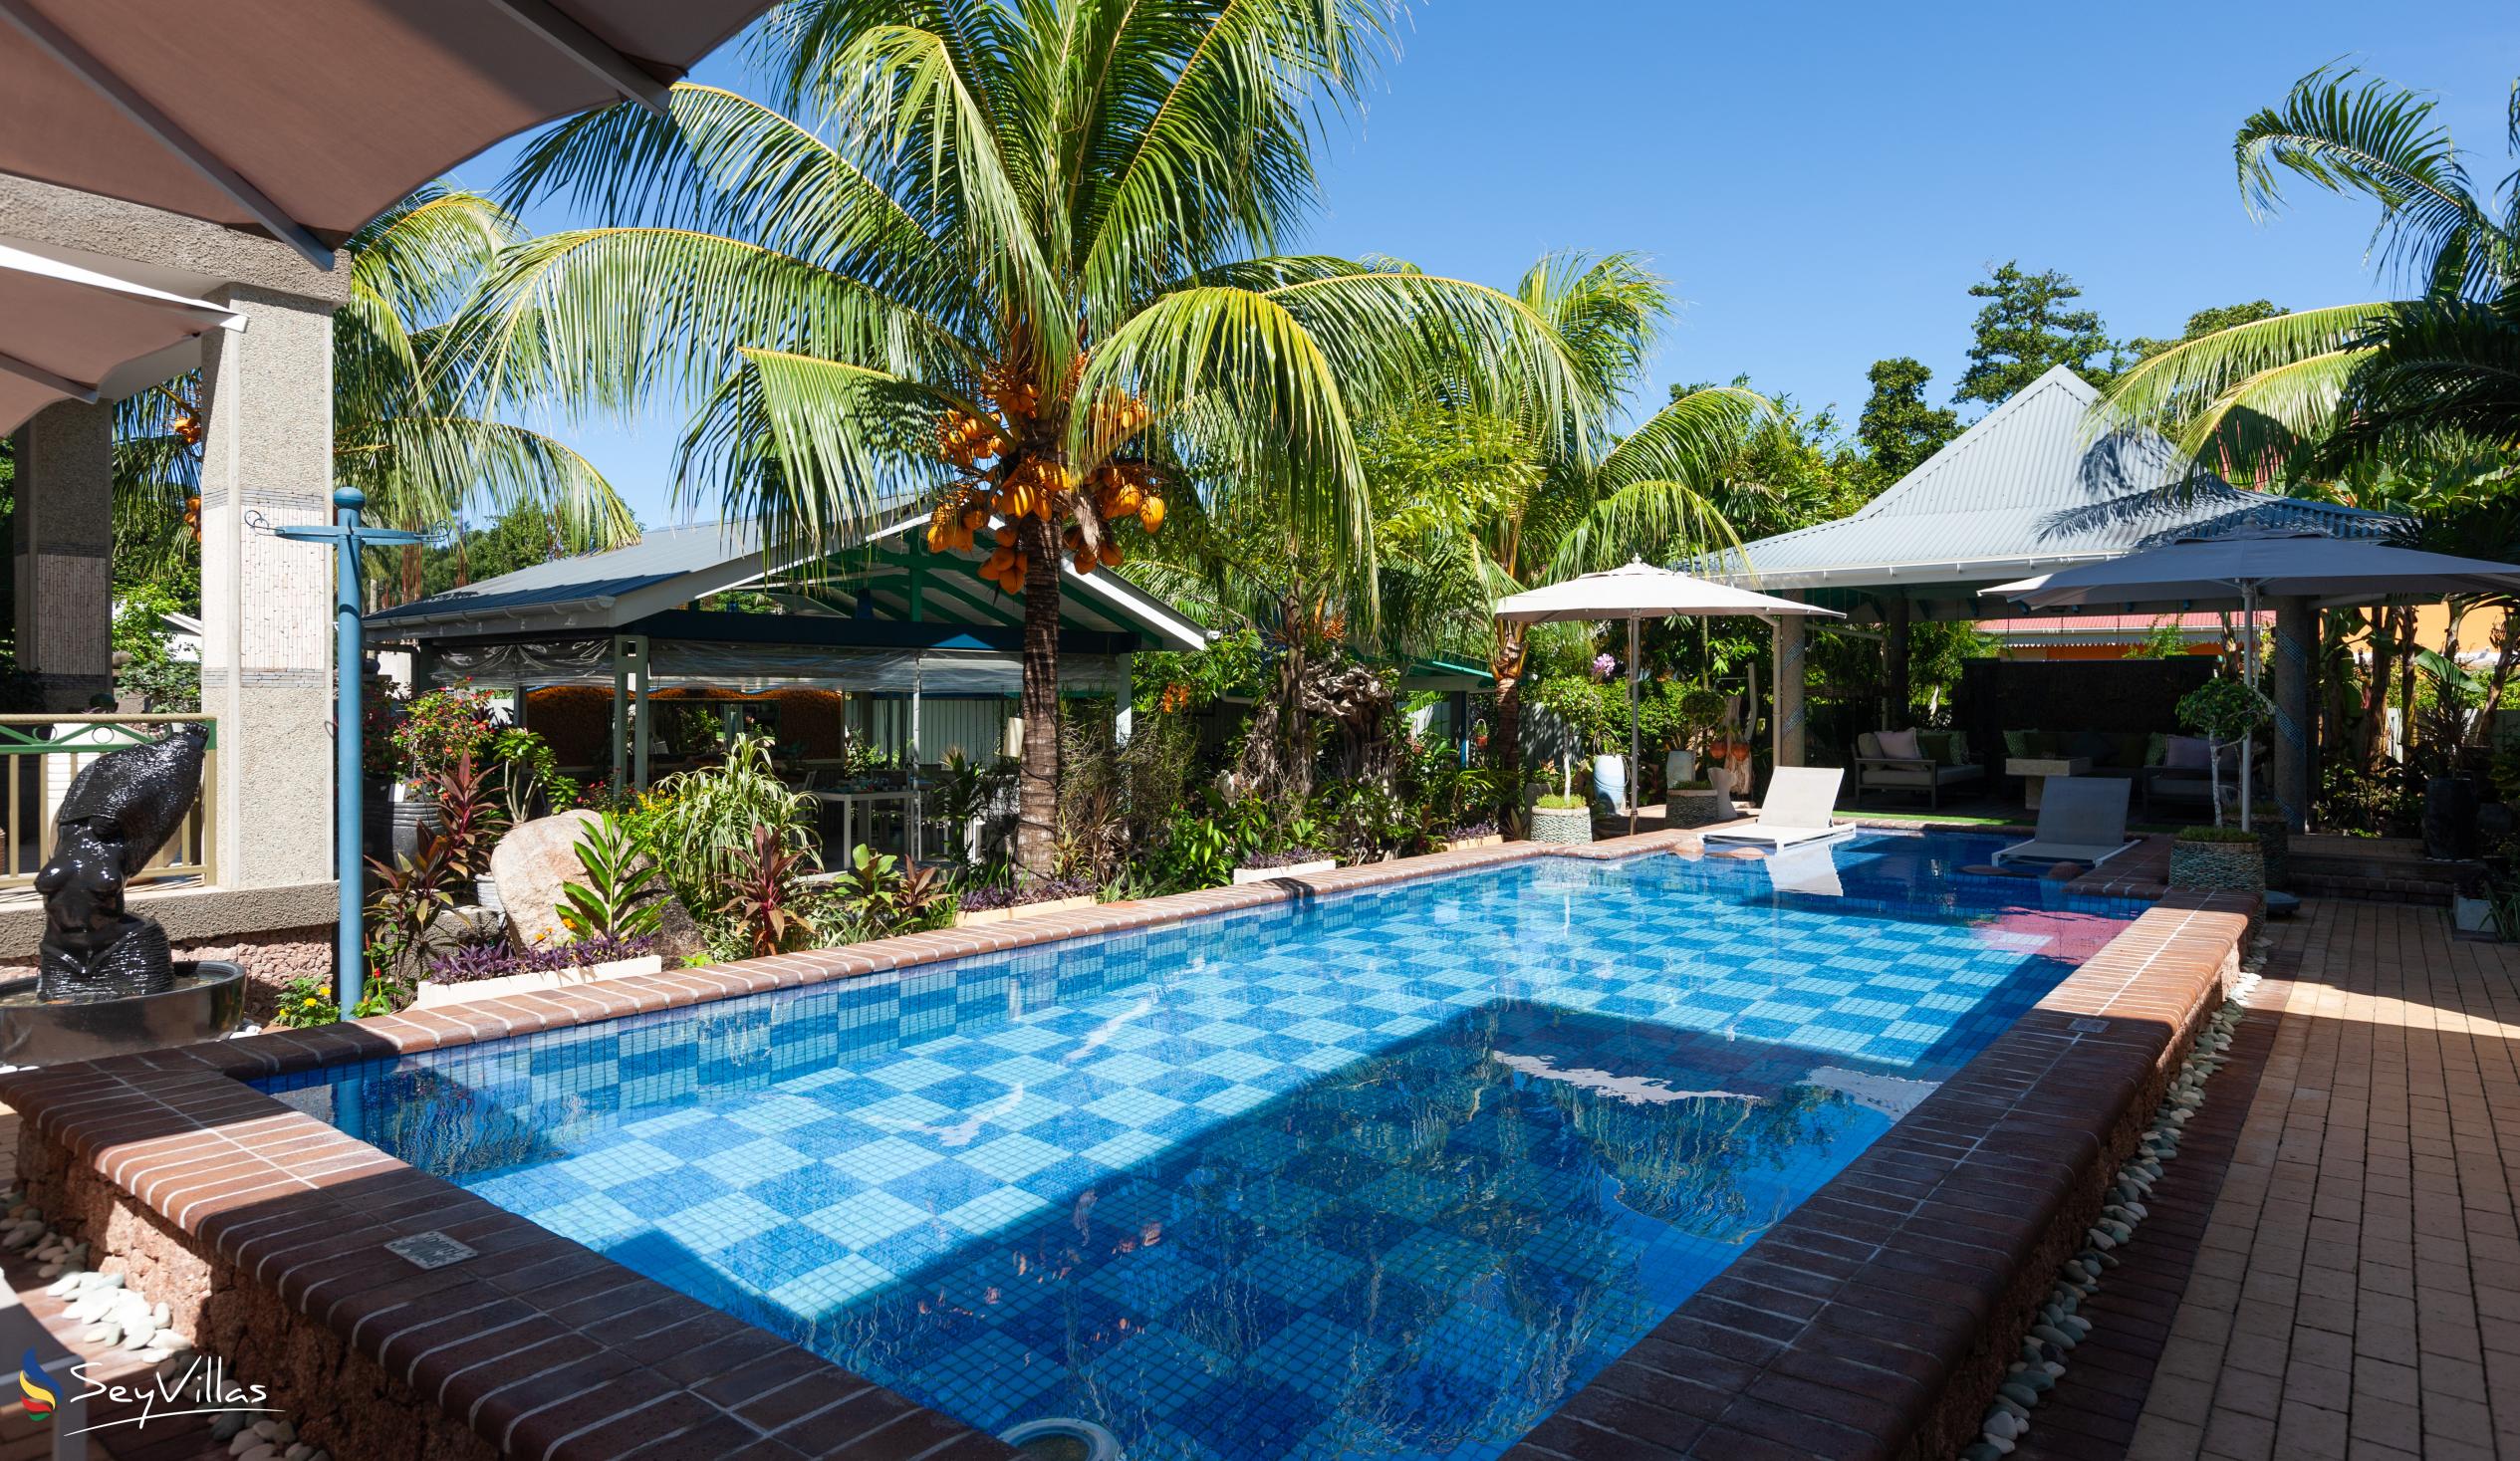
1703 766 1853 851
1993 776 2138 868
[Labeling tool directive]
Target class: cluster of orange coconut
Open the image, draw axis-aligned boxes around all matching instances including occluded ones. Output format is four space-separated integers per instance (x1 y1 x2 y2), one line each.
920 388 1168 593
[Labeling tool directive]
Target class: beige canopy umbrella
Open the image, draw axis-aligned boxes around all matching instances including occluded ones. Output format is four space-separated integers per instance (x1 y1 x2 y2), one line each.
0 239 241 432
1496 560 1843 835
0 0 779 268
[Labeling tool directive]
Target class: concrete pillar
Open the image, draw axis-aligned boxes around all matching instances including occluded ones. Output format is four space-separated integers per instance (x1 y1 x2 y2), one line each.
198 288 336 891
1772 612 1808 768
2273 596 2316 833
9 401 115 710
1882 596 1911 731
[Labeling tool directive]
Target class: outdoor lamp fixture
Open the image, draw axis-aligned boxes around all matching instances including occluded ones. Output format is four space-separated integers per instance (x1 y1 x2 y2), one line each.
268 487 423 1011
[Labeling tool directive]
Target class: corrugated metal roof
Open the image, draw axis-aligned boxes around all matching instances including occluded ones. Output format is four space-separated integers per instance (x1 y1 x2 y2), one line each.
1697 365 2400 595
366 516 1205 650
367 521 770 627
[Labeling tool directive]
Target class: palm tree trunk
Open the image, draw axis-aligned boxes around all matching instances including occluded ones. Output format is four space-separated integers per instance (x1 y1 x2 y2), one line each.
2359 609 2392 769
1015 518 1061 879
1491 623 1526 834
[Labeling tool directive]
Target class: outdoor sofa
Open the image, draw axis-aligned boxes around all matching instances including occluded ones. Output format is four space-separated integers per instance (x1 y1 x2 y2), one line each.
1853 729 1986 809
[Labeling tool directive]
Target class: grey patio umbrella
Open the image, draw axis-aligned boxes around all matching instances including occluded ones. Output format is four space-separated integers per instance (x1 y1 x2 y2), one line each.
1986 529 2520 827
1496 560 1843 836
0 0 781 268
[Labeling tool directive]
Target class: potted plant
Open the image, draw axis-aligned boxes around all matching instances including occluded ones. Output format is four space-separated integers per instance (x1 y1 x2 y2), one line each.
1529 760 1594 845
2169 825 2266 892
1661 687 1730 826
2173 675 2269 827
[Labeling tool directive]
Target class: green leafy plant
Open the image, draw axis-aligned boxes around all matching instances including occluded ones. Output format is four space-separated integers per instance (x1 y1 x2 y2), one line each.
556 813 668 942
269 975 340 1029
487 727 578 823
641 734 817 914
2174 825 2261 844
2175 676 2271 826
721 824 815 959
2487 881 2520 943
828 845 950 939
1153 813 1236 892
1534 793 1590 811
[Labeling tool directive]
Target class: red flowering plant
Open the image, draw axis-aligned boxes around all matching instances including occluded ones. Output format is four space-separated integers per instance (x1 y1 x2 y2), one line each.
387 685 499 788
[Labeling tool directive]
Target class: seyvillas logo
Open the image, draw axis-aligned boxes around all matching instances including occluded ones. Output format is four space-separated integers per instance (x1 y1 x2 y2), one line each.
18 1349 59 1419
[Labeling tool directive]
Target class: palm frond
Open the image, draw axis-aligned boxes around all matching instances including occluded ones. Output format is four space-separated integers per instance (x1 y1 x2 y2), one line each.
446 226 972 423
2236 65 2515 298
2093 302 2391 438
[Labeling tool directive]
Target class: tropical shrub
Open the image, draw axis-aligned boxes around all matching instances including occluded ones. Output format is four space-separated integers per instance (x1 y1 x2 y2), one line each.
640 734 817 912
429 752 506 882
485 727 578 822
824 845 951 941
722 825 816 959
555 813 668 942
389 686 500 784
2176 676 2272 826
364 827 458 976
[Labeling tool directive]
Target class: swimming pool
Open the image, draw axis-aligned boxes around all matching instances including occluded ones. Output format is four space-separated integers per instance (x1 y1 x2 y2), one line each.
264 832 2142 1460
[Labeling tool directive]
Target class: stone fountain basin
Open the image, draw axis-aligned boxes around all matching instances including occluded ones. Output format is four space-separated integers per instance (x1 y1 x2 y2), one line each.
0 960 247 1068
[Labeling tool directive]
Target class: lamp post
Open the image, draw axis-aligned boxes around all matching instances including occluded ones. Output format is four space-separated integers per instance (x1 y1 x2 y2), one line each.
272 487 419 1012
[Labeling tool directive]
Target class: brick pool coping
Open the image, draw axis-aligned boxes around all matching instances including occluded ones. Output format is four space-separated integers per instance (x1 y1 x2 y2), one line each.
0 826 2245 1460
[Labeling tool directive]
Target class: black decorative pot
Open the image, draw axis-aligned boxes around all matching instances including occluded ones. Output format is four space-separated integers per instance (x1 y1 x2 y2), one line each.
2424 775 2477 860
0 960 248 1068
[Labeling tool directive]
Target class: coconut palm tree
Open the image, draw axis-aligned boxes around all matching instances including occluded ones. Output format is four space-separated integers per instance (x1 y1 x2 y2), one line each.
113 185 637 604
445 0 1580 876
2096 66 2520 478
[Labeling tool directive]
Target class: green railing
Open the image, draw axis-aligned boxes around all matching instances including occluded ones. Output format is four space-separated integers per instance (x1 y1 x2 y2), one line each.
1 714 218 892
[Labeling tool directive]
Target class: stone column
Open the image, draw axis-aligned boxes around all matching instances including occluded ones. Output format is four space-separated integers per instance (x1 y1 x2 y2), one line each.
2273 596 2316 833
1882 596 1912 731
1772 611 1808 768
198 288 337 891
9 401 115 711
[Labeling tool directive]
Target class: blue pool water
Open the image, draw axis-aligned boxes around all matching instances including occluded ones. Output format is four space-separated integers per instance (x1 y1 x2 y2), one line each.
265 833 2141 1459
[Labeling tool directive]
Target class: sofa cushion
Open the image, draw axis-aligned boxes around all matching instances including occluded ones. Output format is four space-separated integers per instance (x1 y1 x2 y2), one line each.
2067 729 2117 765
1915 730 1953 766
2111 732 2149 769
2145 731 2168 767
1857 732 1884 759
1878 728 1921 760
2164 734 2212 769
2003 729 2032 758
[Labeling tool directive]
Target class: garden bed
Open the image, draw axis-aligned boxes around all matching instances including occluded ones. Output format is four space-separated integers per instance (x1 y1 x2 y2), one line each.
954 894 1098 927
1231 857 1335 883
412 952 663 1008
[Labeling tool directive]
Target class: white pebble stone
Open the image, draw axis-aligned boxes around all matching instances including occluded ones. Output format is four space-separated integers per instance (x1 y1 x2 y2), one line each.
253 1419 283 1439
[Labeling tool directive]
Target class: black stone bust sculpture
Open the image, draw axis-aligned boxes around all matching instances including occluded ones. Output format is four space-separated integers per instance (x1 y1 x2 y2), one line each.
32 724 209 1002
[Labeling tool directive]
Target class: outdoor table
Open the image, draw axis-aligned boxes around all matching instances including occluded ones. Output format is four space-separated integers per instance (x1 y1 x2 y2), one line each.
813 787 926 860
2004 755 2092 812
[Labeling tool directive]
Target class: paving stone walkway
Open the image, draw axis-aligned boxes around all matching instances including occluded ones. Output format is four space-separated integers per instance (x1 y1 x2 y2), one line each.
2123 898 2520 1460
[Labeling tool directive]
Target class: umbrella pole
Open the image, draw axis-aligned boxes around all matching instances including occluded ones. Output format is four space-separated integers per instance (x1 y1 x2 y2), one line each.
1629 616 1641 838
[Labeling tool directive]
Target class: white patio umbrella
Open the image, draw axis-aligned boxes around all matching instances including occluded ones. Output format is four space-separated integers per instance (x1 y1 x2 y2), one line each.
1986 530 2520 827
1496 560 1843 836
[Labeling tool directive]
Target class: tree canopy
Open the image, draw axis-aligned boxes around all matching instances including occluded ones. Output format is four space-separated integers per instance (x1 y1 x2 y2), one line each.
1954 261 2117 408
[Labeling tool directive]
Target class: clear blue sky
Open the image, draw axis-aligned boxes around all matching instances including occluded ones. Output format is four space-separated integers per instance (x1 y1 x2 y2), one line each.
446 0 2520 528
